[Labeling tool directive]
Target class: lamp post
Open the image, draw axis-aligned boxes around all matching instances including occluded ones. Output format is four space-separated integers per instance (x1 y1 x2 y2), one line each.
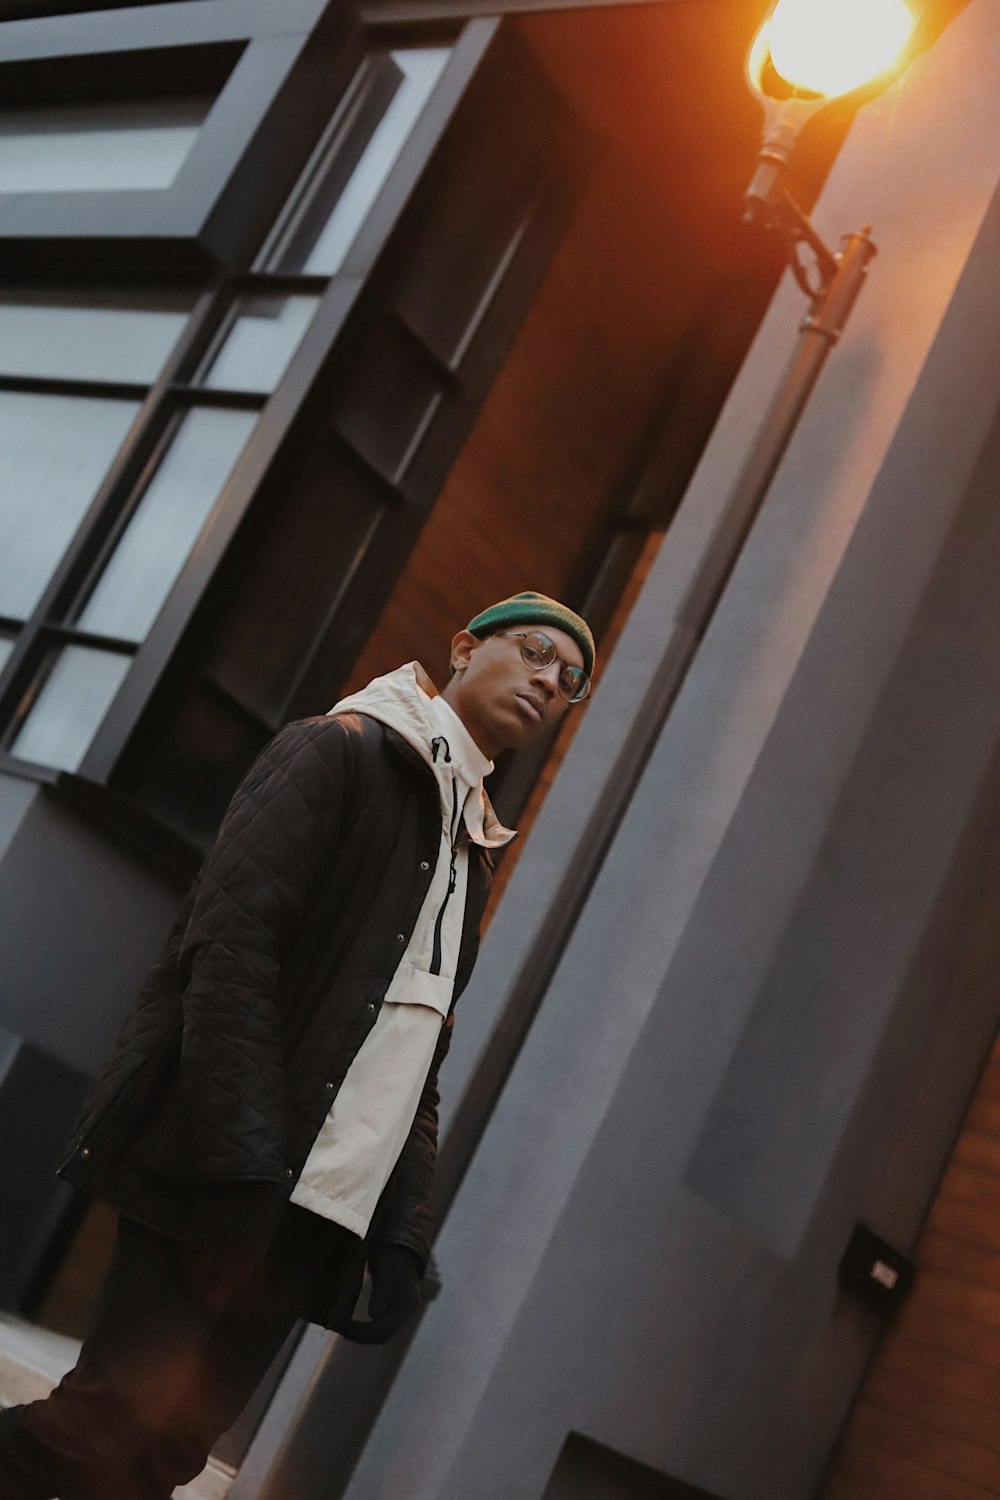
588 0 921 779
673 0 919 645
573 2 917 891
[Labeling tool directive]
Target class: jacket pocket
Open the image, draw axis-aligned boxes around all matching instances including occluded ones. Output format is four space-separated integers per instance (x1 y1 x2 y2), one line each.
391 963 453 1020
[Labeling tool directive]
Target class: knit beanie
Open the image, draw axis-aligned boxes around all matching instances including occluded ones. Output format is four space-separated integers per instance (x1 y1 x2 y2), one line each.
466 591 595 679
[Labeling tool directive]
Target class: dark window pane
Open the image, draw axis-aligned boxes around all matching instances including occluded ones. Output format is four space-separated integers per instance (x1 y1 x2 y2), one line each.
0 391 140 621
0 97 212 192
329 319 443 484
135 685 267 851
203 442 386 723
78 407 256 643
10 646 131 772
391 82 560 366
0 289 191 385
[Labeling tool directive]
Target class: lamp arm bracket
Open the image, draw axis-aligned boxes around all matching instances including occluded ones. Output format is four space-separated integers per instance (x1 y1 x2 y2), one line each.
774 185 839 302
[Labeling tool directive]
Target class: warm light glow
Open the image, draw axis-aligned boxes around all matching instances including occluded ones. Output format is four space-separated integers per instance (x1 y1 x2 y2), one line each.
753 0 915 99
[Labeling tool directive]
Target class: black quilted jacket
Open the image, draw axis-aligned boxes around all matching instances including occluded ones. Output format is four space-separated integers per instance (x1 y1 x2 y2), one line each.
57 710 493 1325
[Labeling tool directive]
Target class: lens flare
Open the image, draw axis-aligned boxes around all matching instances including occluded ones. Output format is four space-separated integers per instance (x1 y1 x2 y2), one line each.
761 0 915 99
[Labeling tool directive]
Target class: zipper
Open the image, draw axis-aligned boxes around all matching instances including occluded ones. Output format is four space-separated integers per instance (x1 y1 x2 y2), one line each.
430 774 461 976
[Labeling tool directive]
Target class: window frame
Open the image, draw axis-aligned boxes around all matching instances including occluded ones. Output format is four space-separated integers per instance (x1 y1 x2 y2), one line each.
0 0 333 260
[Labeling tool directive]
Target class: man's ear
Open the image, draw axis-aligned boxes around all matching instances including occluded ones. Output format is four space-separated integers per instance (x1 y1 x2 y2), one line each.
450 630 478 675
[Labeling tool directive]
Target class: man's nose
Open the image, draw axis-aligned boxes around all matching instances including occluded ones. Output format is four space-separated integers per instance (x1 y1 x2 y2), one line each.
529 662 559 696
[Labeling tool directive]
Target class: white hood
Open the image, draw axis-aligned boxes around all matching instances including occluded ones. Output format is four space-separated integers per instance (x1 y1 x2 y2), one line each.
326 661 516 850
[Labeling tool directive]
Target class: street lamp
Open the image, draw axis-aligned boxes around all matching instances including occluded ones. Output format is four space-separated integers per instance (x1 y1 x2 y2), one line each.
695 0 919 647
745 0 917 299
636 0 919 734
756 0 915 98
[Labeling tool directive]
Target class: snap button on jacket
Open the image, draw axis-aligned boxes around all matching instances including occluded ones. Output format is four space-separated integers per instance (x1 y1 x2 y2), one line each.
56 712 493 1327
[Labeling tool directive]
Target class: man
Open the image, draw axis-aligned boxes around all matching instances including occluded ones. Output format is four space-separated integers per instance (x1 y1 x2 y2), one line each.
0 591 595 1500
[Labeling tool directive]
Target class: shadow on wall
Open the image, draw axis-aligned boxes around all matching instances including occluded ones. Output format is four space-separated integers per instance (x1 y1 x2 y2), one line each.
543 1432 721 1500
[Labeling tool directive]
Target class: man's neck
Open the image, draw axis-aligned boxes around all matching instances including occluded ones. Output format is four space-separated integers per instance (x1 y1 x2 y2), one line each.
432 690 494 776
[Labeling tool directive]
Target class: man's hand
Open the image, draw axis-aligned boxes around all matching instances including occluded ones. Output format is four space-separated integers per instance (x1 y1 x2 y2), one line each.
339 1244 422 1344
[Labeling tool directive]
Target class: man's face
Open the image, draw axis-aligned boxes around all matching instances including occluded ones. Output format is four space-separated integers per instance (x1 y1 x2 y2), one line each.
443 624 585 759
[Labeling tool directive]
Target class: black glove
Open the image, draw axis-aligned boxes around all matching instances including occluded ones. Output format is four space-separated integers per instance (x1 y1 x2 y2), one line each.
182 1181 285 1311
339 1243 423 1345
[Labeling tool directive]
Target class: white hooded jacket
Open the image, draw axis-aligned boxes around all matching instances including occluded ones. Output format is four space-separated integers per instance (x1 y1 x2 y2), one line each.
290 662 515 1237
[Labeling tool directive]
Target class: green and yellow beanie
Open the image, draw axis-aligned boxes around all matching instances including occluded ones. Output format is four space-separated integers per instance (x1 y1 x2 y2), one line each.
466 591 595 680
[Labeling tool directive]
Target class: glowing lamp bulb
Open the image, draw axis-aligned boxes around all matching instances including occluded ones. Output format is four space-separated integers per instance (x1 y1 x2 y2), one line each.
753 0 916 100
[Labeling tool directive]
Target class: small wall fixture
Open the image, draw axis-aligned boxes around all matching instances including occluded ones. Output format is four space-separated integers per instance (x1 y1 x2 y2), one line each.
839 1223 916 1307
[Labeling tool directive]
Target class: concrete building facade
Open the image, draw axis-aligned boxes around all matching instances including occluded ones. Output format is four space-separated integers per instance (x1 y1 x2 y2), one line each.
2 1 1000 1498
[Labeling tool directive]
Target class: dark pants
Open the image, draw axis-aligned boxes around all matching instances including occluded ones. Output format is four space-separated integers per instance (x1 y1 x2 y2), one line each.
0 1207 358 1500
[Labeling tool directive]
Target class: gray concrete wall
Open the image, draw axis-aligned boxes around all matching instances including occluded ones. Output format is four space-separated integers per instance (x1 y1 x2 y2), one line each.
336 5 1000 1498
0 787 183 1073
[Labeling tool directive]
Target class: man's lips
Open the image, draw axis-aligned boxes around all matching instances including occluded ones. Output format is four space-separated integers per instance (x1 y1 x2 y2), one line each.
515 693 545 723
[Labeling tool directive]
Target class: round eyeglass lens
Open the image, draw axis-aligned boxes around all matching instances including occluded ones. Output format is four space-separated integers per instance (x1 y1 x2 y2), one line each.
560 665 589 702
519 633 589 702
519 633 554 665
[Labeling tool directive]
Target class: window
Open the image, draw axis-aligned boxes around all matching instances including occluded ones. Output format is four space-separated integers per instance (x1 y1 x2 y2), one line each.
0 288 195 775
301 49 449 274
0 96 212 194
9 646 131 773
0 23 478 784
0 392 141 621
0 290 191 384
201 295 321 394
2 400 258 776
78 408 257 643
0 286 195 640
0 3 313 248
267 46 453 275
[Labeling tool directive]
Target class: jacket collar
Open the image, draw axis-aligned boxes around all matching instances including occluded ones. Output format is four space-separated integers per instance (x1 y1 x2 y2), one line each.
328 662 517 850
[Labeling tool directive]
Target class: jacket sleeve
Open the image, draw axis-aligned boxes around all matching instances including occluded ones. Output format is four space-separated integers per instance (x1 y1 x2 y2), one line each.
176 716 355 1186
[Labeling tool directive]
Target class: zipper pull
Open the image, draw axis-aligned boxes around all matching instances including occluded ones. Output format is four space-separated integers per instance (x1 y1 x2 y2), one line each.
448 861 457 893
449 775 461 845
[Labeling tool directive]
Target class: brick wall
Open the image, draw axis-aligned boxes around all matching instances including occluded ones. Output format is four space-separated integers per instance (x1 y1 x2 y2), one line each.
822 1032 1000 1499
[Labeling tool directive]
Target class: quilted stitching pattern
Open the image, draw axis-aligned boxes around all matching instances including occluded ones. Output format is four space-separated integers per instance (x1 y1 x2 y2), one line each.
66 885 198 1150
176 719 353 1182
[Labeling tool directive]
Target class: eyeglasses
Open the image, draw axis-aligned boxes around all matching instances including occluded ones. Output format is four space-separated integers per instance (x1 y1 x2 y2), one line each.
497 631 591 703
